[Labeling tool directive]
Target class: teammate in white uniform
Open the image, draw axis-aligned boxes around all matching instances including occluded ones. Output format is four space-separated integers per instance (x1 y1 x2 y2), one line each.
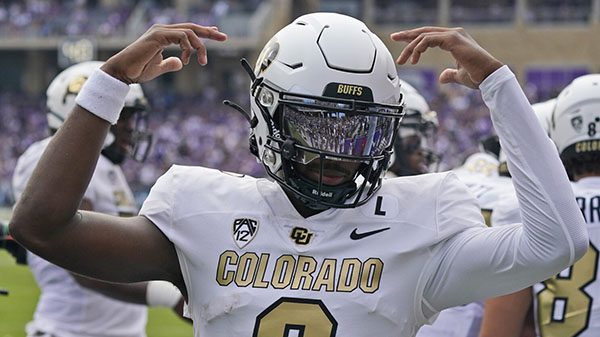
480 78 600 337
415 137 509 337
9 15 589 337
11 62 182 337
385 81 488 337
387 79 439 177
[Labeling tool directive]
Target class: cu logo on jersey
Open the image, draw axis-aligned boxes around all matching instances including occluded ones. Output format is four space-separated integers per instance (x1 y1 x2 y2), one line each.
290 227 313 245
232 218 258 248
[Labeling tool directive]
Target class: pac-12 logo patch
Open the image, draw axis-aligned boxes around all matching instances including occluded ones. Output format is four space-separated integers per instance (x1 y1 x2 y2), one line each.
232 218 258 248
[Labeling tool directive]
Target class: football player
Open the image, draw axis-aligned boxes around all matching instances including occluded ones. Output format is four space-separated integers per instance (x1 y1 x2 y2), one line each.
9 14 589 337
11 61 183 337
416 135 507 337
480 79 599 337
387 79 440 177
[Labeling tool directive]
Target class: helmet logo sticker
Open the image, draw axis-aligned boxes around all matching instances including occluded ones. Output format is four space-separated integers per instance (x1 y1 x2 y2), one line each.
571 115 583 133
255 41 279 77
232 218 259 248
290 227 313 245
337 84 363 96
323 82 374 101
63 75 88 103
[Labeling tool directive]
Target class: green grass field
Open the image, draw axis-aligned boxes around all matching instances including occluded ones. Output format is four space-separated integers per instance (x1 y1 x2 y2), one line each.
0 251 193 337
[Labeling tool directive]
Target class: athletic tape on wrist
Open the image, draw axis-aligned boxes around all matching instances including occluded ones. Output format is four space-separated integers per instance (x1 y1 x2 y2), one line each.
146 281 182 308
75 68 130 125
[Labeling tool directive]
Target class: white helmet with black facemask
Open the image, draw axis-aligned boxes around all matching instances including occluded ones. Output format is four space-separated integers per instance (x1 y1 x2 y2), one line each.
550 74 600 179
245 13 404 209
388 79 439 177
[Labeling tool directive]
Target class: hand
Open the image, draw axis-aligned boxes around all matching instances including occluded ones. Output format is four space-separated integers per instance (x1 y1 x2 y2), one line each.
391 27 503 89
101 23 228 84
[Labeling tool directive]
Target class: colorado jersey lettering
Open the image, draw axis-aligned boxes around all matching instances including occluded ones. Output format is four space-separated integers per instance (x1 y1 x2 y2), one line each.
140 166 485 337
140 67 589 337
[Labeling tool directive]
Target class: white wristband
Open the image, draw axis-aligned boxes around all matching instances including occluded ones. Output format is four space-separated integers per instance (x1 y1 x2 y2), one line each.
75 68 130 125
146 281 182 308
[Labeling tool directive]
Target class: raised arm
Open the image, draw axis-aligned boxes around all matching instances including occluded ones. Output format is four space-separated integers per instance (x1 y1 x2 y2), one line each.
392 27 588 312
9 24 227 287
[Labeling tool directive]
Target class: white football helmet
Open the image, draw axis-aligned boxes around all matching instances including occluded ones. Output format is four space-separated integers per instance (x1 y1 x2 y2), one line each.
46 61 104 131
533 97 556 136
498 98 557 176
46 61 152 161
388 79 439 176
550 74 600 158
248 13 404 209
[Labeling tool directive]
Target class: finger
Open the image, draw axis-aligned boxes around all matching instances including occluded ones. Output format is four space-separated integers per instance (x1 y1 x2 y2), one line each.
159 29 195 61
195 25 228 41
410 33 444 64
195 40 208 65
167 28 209 65
439 68 478 89
179 28 204 65
396 33 426 64
391 26 452 42
439 68 459 84
159 28 209 66
163 23 228 41
152 57 184 78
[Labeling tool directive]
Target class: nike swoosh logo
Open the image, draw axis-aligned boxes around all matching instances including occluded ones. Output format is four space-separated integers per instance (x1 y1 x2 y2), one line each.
350 227 391 240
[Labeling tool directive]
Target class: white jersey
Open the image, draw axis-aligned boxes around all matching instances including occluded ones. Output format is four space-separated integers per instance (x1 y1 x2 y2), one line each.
495 177 600 337
140 66 587 337
415 154 513 337
12 137 146 337
453 152 513 226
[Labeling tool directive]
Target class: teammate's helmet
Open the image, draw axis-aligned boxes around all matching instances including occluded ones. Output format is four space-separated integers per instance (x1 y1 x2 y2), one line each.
533 98 556 136
46 61 152 161
551 75 600 157
388 80 439 176
249 13 404 209
498 98 557 177
46 61 104 132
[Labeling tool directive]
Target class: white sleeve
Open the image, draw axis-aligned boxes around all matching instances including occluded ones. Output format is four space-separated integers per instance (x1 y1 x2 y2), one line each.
421 66 588 315
139 166 178 239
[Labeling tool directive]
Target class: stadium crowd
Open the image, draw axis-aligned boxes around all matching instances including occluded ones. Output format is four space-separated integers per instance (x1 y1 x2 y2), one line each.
0 0 261 38
0 0 593 39
0 82 504 208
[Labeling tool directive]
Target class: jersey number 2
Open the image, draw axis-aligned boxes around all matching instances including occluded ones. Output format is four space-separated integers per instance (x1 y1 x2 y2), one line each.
253 297 337 337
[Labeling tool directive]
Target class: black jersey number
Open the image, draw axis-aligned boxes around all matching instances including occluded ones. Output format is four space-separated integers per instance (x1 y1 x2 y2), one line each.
253 297 337 337
536 242 598 337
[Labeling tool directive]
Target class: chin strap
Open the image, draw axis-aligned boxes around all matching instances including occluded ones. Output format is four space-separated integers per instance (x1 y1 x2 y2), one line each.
282 161 357 210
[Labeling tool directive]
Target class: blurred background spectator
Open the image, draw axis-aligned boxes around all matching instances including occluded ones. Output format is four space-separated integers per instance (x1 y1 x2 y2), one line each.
2 0 600 207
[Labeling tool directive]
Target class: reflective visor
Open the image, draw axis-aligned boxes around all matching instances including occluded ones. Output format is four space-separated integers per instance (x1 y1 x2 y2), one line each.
281 96 401 164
